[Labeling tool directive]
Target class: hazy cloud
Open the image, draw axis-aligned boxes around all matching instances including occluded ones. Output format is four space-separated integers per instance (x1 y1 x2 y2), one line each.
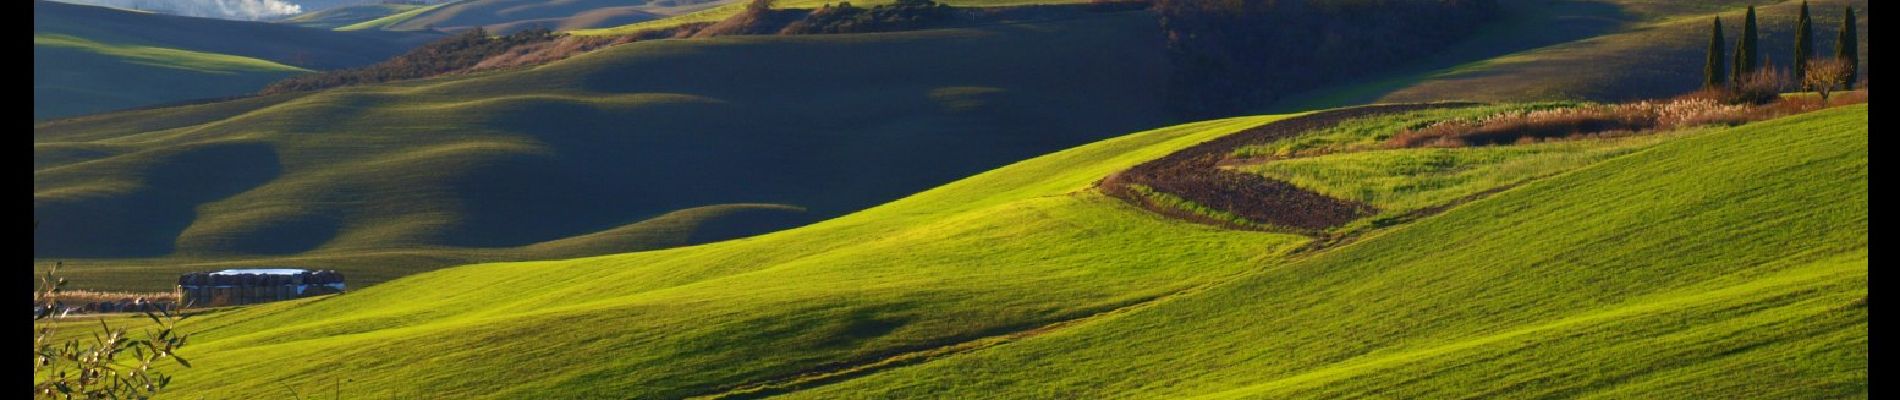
55 0 306 21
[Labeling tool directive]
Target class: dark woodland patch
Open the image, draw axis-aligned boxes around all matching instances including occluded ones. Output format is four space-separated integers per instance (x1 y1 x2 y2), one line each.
1154 0 1500 118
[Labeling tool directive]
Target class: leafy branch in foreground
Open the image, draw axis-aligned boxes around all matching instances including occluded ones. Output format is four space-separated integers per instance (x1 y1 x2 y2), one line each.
33 262 192 400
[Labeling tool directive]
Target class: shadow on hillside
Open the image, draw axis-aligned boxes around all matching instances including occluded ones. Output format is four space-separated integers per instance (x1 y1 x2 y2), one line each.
36 142 282 257
1265 0 1632 112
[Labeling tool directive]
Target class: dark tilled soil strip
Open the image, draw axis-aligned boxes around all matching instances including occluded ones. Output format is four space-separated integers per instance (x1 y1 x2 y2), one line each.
1101 102 1479 233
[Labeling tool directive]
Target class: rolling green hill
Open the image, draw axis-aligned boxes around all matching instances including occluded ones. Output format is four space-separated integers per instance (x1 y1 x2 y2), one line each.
34 11 1178 289
33 0 439 119
39 0 1850 292
282 3 426 29
338 0 734 33
794 104 1867 399
32 0 1865 397
34 33 310 120
63 103 1864 398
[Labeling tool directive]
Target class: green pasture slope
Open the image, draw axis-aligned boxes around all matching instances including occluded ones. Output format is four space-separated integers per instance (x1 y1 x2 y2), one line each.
94 115 1301 398
90 103 1863 398
33 0 437 119
1247 133 1678 213
801 104 1867 399
34 11 1176 290
34 33 309 119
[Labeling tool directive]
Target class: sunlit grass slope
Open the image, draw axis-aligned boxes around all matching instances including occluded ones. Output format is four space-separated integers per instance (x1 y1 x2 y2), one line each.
96 104 1866 398
55 105 1863 398
34 33 310 75
34 35 307 120
33 0 437 119
144 115 1308 398
1246 133 1675 213
792 104 1868 398
34 12 1175 290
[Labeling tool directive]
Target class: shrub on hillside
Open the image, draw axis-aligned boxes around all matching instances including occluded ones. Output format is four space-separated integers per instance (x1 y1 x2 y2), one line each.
468 34 641 72
1382 97 1834 149
1732 65 1793 104
261 27 565 95
1677 64 1792 106
779 0 953 34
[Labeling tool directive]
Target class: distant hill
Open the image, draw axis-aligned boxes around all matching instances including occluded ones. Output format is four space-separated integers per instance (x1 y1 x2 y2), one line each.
1276 0 1869 109
61 102 1865 399
340 0 732 33
281 3 425 29
33 0 439 119
788 104 1869 399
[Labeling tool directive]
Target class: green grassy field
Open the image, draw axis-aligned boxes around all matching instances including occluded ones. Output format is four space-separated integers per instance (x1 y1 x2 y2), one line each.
1219 102 1682 222
784 103 1869 399
34 33 311 75
33 0 438 119
33 36 308 120
68 114 1305 398
283 3 425 29
35 11 1177 290
1243 133 1678 214
1232 103 1573 159
58 103 1863 398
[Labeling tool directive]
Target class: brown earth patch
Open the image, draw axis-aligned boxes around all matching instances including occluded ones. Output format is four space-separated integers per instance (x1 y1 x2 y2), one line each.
1100 103 1478 233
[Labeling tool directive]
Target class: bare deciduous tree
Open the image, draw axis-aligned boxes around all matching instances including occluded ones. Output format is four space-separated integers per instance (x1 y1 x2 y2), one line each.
1804 58 1855 102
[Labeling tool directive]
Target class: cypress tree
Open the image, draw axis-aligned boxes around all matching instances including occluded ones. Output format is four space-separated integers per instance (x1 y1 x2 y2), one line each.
1706 17 1727 88
1794 1 1813 84
1835 6 1858 89
1739 6 1759 77
1732 33 1747 84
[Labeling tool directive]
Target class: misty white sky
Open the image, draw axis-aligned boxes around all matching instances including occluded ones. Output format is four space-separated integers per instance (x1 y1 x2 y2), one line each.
51 0 386 21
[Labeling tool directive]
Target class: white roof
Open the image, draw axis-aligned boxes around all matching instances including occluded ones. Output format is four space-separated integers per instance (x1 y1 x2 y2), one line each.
209 268 308 275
